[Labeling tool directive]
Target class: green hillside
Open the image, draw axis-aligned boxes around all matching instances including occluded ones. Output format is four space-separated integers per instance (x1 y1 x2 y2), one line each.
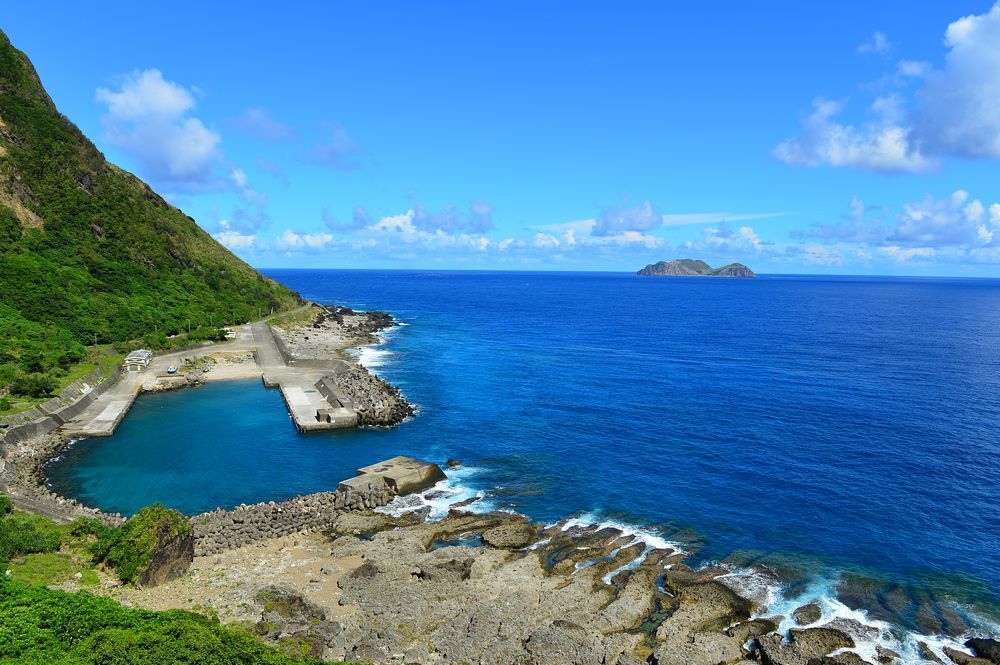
0 29 299 402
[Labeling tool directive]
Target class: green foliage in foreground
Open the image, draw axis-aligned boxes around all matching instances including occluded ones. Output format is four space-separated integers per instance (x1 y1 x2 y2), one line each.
0 30 300 398
0 510 63 562
89 504 191 584
0 578 326 665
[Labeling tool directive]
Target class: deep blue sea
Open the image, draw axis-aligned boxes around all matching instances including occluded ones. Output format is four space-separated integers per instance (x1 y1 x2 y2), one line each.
48 270 1000 653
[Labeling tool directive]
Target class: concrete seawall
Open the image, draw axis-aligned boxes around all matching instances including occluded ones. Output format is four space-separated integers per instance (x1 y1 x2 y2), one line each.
0 367 121 449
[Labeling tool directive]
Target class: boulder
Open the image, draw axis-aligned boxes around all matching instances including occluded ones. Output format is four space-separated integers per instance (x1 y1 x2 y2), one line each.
793 602 823 625
966 639 1000 664
945 646 995 665
727 617 780 643
755 634 812 665
482 521 540 549
789 626 855 658
253 585 342 659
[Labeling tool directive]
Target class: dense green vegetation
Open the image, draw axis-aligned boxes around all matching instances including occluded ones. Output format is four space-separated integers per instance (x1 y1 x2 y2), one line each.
0 579 326 664
0 29 299 403
88 504 191 584
0 500 330 664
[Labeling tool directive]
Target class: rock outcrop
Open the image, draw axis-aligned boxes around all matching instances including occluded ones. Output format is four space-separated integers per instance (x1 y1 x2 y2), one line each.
637 258 756 277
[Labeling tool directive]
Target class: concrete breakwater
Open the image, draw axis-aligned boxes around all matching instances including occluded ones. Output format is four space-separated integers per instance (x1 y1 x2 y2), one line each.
192 479 394 555
190 457 445 555
260 304 414 432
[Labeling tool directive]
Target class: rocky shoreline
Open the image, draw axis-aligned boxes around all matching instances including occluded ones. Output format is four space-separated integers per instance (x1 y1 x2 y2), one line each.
70 502 1000 665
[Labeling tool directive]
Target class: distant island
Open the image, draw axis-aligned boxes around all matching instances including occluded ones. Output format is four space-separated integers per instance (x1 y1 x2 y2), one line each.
637 258 756 277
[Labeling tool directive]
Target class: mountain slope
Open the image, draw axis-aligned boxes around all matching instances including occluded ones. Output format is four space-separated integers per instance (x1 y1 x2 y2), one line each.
637 258 756 277
0 29 299 397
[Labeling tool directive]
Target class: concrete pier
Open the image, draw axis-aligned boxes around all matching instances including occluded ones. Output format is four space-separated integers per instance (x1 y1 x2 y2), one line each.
251 320 358 432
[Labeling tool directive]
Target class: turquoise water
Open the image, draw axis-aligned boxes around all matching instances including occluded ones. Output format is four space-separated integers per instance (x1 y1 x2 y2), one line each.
47 270 1000 652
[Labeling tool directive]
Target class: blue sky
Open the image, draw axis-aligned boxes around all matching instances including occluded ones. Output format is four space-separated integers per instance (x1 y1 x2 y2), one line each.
5 2 1000 274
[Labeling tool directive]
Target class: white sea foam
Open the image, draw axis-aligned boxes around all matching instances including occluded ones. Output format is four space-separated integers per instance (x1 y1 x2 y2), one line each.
349 323 406 374
551 512 686 585
375 465 495 521
556 512 685 555
713 564 997 663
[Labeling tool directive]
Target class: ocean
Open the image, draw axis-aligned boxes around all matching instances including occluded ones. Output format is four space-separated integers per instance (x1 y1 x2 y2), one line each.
47 270 1000 657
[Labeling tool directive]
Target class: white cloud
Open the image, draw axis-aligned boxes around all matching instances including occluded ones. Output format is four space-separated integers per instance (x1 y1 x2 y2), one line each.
275 229 335 250
592 200 661 236
773 97 929 173
96 69 194 119
891 190 996 246
857 31 892 55
881 245 936 262
913 2 1000 158
701 224 762 252
778 3 1000 171
96 69 221 186
213 220 258 250
896 60 930 80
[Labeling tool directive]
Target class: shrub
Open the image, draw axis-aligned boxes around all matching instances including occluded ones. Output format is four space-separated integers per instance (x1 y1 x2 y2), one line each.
0 494 12 515
9 373 57 397
0 578 326 664
90 504 191 583
0 512 62 562
0 396 12 411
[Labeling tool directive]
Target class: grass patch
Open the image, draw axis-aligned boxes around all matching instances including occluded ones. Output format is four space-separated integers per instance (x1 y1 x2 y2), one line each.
268 304 321 331
5 551 76 586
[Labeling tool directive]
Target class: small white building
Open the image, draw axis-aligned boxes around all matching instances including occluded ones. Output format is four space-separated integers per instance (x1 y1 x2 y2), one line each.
123 349 153 373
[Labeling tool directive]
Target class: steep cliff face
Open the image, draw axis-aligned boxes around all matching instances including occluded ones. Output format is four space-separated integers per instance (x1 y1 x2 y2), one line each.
0 29 299 393
637 259 756 277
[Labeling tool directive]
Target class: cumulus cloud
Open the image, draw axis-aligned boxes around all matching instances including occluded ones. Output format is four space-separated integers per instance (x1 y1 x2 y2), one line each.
96 69 221 186
694 223 763 253
799 191 1000 264
275 229 335 251
412 202 494 233
891 190 996 246
795 196 890 243
912 2 1000 158
778 3 1000 171
857 31 893 55
773 97 929 173
213 220 258 250
309 126 362 170
592 200 661 236
232 107 296 142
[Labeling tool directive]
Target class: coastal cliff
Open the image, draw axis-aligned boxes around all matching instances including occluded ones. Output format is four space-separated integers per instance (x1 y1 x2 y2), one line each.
637 258 756 277
0 28 299 408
